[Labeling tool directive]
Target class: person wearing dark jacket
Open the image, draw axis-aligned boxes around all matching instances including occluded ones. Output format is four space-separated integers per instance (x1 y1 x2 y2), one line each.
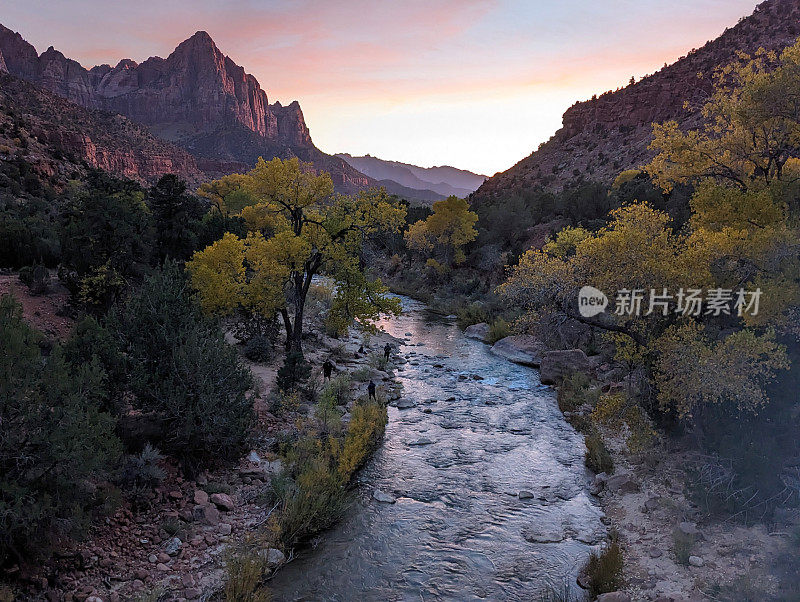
368 380 376 401
383 343 392 362
323 359 334 380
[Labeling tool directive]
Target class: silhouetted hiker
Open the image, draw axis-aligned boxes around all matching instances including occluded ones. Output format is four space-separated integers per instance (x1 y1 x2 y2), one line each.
368 380 376 401
383 343 392 362
323 359 334 381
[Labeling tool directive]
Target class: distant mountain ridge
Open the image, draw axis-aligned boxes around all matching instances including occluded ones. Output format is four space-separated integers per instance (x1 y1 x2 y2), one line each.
338 153 487 198
472 0 800 204
0 25 371 192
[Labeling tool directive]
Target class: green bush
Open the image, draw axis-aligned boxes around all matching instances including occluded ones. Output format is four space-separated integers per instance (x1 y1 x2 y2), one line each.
487 318 511 344
582 536 623 597
456 302 488 329
62 316 126 413
320 374 353 408
244 334 273 363
672 529 695 565
0 294 121 563
585 431 614 475
557 372 599 413
112 264 254 473
277 350 311 392
18 264 50 295
119 443 166 511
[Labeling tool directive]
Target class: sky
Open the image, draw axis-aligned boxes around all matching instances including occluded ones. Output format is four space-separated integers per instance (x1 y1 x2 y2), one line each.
3 0 758 175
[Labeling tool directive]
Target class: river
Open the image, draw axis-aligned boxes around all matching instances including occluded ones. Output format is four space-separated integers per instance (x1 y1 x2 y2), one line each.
270 296 605 601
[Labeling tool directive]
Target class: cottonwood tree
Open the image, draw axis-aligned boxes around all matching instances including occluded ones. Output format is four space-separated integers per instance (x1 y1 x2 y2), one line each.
187 157 406 355
405 195 478 270
500 44 800 420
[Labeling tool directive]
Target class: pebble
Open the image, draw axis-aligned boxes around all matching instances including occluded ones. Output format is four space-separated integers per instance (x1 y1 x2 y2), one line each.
688 555 704 567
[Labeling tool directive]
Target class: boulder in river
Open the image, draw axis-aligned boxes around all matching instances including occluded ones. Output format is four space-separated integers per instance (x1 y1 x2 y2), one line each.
490 335 546 367
395 399 416 409
373 489 396 503
521 526 565 543
539 349 591 384
408 437 434 446
464 322 490 341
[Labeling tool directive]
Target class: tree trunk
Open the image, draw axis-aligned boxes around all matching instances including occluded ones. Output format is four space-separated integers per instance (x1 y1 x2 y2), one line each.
280 308 293 350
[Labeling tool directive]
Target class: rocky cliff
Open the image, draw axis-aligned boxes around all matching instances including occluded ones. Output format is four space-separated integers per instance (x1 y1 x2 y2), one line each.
472 0 800 203
0 26 370 192
0 72 203 185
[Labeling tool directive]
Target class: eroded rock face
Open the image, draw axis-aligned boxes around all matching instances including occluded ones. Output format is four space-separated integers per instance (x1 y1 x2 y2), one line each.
490 335 546 367
0 25 369 191
539 349 591 384
0 72 204 184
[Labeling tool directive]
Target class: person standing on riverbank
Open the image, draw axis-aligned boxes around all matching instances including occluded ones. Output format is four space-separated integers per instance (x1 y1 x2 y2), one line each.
323 359 334 381
383 343 392 363
368 380 376 401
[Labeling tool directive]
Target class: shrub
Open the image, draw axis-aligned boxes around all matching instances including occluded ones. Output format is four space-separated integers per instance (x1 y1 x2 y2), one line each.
113 264 254 472
487 318 512 344
369 352 389 371
557 372 599 413
456 302 488 329
338 400 388 478
582 537 623 597
62 316 126 413
224 550 270 602
244 334 273 363
592 393 657 454
119 444 166 510
275 399 387 548
277 350 311 392
0 294 121 563
585 431 614 475
672 529 695 565
18 264 50 295
276 453 350 548
321 374 353 408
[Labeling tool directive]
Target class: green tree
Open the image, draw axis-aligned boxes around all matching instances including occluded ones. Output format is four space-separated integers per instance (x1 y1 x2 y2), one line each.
60 174 152 309
0 294 121 563
112 263 255 472
148 174 206 262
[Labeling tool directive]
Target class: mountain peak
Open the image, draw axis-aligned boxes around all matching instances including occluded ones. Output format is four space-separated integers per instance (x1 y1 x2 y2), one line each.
177 30 218 52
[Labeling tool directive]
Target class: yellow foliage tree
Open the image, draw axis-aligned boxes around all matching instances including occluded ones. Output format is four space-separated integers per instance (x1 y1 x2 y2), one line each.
187 157 406 354
405 196 478 266
501 43 800 420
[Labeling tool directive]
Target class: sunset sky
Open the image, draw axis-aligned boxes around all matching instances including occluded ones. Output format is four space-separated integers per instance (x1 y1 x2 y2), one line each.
4 0 758 175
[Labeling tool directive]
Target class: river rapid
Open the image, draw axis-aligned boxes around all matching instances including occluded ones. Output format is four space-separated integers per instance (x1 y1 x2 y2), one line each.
270 296 605 601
